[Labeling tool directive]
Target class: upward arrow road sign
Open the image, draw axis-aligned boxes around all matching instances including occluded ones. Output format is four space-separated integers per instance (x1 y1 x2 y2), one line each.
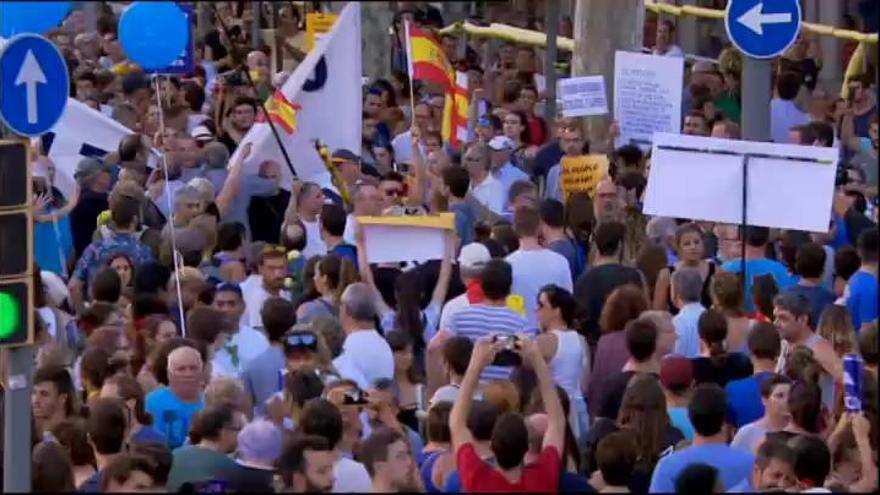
0 34 69 136
725 0 802 59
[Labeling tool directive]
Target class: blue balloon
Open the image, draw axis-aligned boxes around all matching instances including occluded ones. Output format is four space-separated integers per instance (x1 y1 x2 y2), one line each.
0 1 72 37
119 2 188 70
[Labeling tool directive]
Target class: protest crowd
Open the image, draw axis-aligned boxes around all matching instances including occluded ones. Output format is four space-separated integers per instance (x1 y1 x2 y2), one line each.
3 0 880 493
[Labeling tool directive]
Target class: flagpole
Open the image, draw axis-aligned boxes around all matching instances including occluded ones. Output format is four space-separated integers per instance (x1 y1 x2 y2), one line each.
404 20 418 138
210 2 298 180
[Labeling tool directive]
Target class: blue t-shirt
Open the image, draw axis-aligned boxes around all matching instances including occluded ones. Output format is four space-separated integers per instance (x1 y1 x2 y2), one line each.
787 284 836 329
667 407 695 441
721 258 796 312
846 271 879 330
649 443 755 493
145 387 205 449
77 469 104 493
726 371 774 427
132 425 167 444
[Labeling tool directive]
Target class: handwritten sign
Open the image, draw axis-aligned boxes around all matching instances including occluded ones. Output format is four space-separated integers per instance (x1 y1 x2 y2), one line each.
306 12 338 51
613 51 683 149
558 76 608 117
561 155 609 197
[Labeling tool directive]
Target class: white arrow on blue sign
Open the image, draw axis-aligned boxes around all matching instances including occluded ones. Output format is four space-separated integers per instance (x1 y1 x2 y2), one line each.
0 33 69 136
725 0 802 59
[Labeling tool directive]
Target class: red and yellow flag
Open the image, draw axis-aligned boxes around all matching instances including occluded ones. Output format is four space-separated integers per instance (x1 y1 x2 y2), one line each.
443 71 470 151
405 22 453 92
258 90 301 135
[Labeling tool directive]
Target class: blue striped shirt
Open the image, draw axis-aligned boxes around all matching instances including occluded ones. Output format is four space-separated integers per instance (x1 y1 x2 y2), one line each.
449 304 533 381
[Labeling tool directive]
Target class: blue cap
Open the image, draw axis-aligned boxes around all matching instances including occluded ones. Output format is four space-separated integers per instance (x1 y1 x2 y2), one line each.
477 116 492 127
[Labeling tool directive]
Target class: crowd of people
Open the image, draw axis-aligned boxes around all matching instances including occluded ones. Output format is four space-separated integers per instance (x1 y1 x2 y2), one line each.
2 1 879 493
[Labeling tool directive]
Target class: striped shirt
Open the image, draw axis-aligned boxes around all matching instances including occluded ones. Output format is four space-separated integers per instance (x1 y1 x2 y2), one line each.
449 304 533 381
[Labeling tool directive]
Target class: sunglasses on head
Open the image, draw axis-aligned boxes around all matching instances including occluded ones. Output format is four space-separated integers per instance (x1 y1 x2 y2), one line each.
284 331 318 353
262 244 286 254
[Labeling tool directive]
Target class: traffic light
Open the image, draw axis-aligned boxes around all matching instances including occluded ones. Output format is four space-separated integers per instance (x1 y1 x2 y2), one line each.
0 140 33 348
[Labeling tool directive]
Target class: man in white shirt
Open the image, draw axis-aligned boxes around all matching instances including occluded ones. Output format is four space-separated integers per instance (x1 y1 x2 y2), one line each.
464 142 505 214
211 283 270 379
240 247 292 330
391 102 432 164
343 180 383 245
653 20 685 57
505 207 573 330
296 182 329 259
333 283 394 390
488 136 529 211
544 123 588 202
771 71 810 144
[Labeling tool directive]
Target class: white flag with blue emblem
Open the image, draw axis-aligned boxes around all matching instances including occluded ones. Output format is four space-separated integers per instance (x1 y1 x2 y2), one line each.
229 2 362 191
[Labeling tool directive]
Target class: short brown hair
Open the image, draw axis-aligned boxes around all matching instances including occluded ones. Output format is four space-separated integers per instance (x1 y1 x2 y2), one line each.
513 206 541 238
186 306 234 346
101 454 157 491
357 427 406 476
596 430 638 487
426 401 452 444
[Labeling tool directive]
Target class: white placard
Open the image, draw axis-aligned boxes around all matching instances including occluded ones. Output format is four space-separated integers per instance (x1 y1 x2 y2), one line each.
614 51 683 148
644 133 838 233
362 224 448 264
558 76 608 117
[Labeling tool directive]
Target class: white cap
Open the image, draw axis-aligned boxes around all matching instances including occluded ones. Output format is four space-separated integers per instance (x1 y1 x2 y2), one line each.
457 242 491 269
488 135 514 151
41 271 70 308
190 125 213 142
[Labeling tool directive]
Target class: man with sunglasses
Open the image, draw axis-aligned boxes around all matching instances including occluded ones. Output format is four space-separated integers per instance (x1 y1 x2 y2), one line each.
378 172 407 212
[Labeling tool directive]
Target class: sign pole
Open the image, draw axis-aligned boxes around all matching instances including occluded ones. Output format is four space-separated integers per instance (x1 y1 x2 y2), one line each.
3 345 34 493
741 58 772 142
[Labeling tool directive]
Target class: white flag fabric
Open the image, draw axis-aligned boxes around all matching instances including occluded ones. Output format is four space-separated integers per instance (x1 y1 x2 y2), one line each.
229 2 362 191
43 98 141 199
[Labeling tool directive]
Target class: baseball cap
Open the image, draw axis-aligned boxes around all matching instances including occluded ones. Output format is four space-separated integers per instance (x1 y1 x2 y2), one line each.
237 419 283 466
488 135 514 151
477 116 492 128
660 355 694 390
331 149 360 165
190 125 214 142
74 157 112 181
457 242 491 269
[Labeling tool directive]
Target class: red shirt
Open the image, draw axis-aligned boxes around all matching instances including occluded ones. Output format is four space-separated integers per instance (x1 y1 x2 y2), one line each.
457 443 561 493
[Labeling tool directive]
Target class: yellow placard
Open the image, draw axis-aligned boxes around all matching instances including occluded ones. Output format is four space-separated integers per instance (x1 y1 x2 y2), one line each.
561 155 609 197
306 12 338 51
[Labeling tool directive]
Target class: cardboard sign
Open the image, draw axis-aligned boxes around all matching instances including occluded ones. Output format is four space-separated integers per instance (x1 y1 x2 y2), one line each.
359 213 454 264
561 155 609 197
558 76 608 117
306 12 338 51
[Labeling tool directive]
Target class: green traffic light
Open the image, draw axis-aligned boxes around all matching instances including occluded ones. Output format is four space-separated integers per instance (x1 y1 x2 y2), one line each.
0 292 20 338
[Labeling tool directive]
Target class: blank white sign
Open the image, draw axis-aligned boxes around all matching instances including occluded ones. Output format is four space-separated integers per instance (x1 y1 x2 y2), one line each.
363 224 448 264
644 133 838 232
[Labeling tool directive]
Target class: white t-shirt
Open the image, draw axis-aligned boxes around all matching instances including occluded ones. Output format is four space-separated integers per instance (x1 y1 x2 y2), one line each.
343 214 358 246
301 217 328 260
332 456 372 493
240 275 292 330
334 330 394 389
211 324 271 379
470 174 505 214
505 248 573 329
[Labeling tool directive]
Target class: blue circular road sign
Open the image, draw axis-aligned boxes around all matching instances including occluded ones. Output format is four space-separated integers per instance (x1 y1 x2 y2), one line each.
725 0 802 59
0 34 70 137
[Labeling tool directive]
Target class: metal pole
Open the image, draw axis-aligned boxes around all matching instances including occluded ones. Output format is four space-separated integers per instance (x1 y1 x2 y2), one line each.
543 0 560 123
3 346 35 493
252 1 263 50
741 58 772 142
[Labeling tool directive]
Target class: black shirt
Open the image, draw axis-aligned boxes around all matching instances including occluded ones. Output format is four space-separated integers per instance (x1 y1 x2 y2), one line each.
574 264 644 345
248 189 291 244
691 353 753 387
69 189 109 258
596 371 661 421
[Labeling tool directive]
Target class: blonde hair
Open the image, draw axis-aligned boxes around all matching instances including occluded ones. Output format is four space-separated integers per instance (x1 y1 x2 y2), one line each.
483 380 521 414
817 305 858 356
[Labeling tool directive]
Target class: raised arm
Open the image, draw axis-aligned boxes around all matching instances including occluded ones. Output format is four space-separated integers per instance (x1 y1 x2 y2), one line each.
215 142 253 217
430 232 456 307
449 337 499 452
520 335 566 453
355 225 392 317
406 128 427 208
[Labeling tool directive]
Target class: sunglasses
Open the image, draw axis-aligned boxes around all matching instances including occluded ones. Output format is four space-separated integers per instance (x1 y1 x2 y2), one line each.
383 188 402 197
262 244 286 254
283 332 318 353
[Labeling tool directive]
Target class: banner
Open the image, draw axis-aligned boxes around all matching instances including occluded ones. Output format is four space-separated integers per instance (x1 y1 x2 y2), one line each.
559 75 608 117
613 51 683 148
42 98 146 199
359 213 454 264
560 154 609 197
229 3 362 191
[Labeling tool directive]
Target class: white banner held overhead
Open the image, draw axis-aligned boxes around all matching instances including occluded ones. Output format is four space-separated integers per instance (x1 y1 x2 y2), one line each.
643 133 838 232
43 98 148 200
613 51 683 148
229 2 362 191
558 76 608 117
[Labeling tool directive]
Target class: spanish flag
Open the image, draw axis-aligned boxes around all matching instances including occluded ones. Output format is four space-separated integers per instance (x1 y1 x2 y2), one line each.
405 22 454 92
258 90 301 135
